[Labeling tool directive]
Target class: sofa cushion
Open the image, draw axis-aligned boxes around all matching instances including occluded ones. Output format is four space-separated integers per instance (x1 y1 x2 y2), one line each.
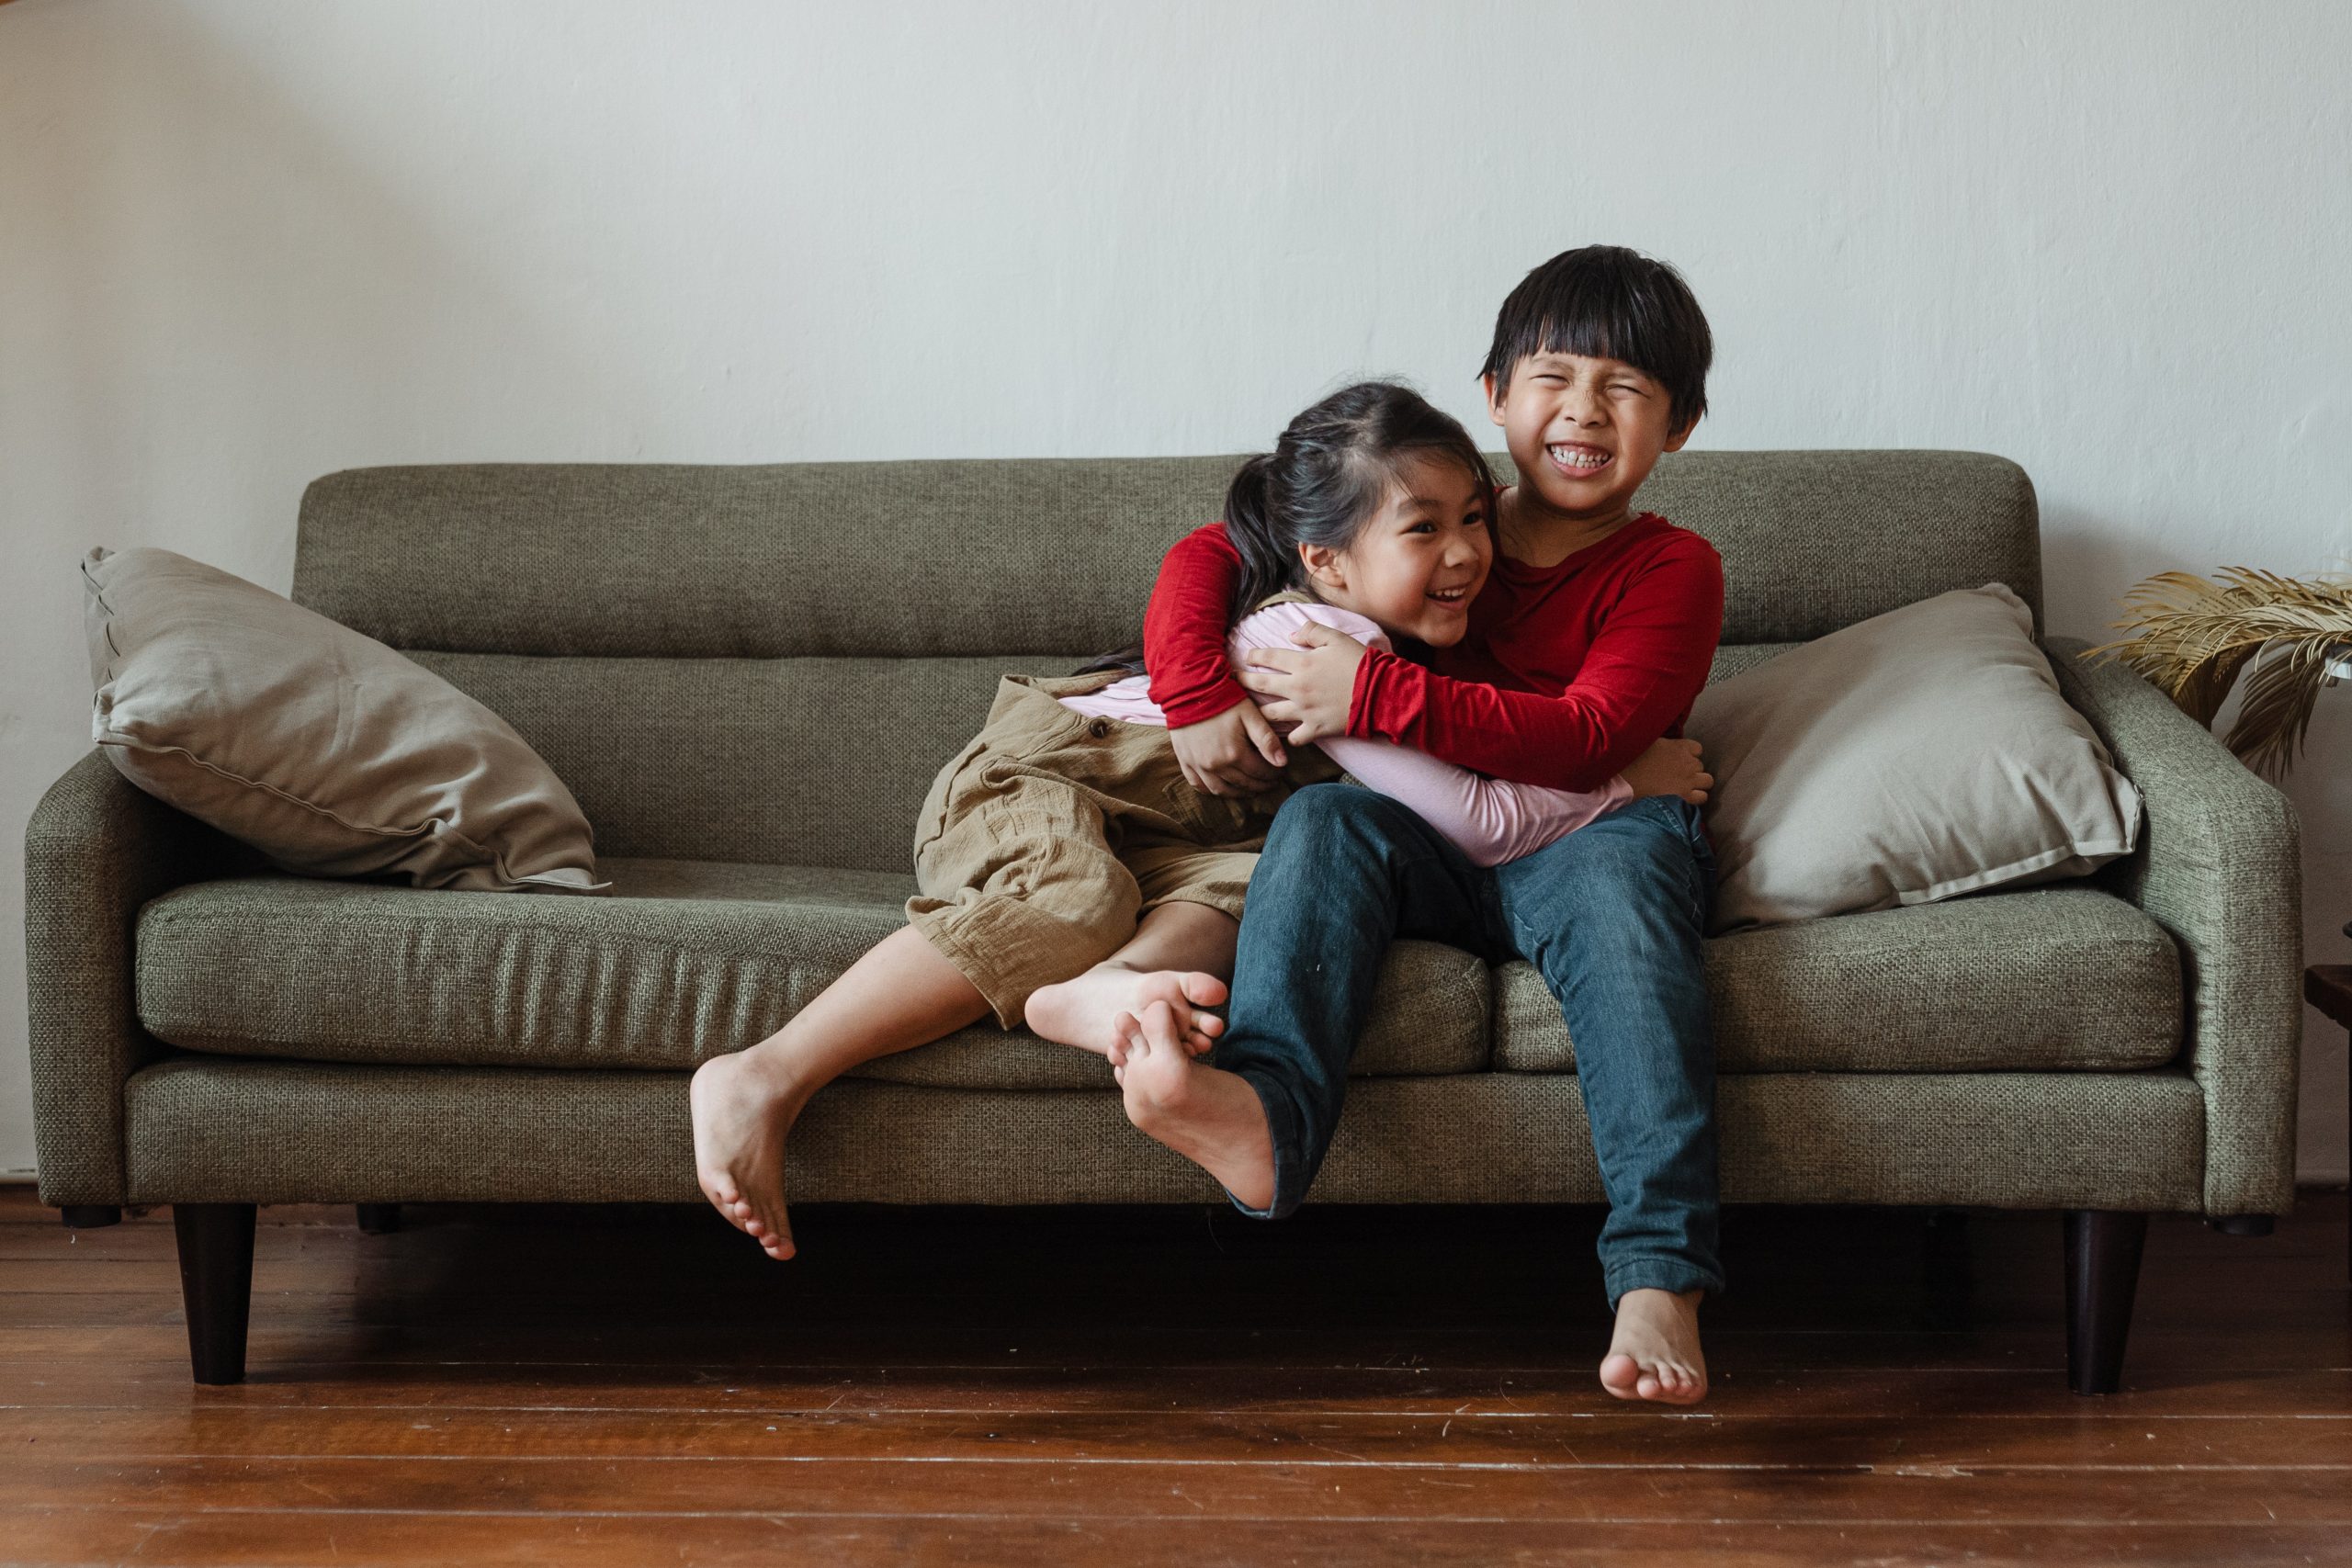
83 547 607 894
134 857 1490 1088
1687 584 2142 931
1493 885 2181 1074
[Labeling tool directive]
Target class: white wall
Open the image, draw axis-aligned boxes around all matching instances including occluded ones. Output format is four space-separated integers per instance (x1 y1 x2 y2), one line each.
3 0 2346 1182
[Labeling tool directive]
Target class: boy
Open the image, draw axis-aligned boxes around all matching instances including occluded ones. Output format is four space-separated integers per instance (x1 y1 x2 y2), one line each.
1112 244 1725 1405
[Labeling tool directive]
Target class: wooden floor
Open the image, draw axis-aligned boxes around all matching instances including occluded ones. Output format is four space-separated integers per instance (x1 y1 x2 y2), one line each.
1 1187 2345 1567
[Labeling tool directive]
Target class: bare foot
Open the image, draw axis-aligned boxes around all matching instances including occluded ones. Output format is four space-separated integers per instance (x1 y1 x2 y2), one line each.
689 1048 810 1260
1109 1000 1277 1211
1024 965 1227 1057
1600 1288 1708 1404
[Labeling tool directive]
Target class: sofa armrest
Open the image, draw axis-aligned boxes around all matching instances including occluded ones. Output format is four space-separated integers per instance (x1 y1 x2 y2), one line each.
2045 636 2302 1216
26 750 256 1206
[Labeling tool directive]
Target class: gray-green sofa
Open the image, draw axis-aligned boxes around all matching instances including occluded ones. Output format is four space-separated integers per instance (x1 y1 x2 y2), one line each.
27 450 2303 1390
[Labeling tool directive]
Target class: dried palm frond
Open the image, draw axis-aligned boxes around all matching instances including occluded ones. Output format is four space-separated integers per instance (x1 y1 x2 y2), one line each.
2086 567 2352 782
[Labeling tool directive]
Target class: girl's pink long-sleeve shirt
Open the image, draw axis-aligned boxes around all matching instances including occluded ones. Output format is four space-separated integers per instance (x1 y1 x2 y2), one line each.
1059 600 1631 868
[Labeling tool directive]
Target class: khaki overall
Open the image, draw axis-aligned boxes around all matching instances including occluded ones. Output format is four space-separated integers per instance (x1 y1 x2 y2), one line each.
908 671 1338 1028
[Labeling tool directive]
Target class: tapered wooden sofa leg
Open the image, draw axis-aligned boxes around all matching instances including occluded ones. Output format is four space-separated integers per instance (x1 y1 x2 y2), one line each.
173 1203 256 1386
2064 1210 2148 1395
356 1203 401 1235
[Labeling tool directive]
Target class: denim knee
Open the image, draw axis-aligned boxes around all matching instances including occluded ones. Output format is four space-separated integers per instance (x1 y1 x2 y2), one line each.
1262 782 1420 857
1498 802 1707 968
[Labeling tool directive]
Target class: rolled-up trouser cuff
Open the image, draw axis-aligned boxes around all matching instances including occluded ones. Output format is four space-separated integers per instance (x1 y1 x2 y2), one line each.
1225 1066 1308 1220
1603 1255 1725 1311
905 904 1053 1030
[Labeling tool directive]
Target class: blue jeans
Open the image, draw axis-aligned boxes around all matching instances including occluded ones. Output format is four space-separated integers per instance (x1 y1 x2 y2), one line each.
1214 784 1724 1306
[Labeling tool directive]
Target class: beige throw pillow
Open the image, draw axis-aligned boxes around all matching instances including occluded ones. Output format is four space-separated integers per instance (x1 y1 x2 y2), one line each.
1687 583 2140 931
84 547 607 893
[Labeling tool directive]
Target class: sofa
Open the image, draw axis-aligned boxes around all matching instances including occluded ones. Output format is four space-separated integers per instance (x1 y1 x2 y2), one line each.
26 450 2303 1390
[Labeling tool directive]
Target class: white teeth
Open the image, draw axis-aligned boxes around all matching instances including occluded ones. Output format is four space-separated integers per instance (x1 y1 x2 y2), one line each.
1548 444 1609 470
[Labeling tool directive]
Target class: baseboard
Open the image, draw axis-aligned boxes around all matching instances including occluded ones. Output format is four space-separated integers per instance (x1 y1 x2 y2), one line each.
3 1173 2348 1195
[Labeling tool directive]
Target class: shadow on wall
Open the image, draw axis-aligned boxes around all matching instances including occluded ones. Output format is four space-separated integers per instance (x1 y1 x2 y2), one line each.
2038 508 2204 645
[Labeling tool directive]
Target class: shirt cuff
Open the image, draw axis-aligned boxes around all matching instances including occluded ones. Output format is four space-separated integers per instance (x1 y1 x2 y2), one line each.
1346 647 1395 740
1159 677 1251 730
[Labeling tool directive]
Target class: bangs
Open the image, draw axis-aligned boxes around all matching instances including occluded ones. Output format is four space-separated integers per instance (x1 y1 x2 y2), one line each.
1481 246 1713 433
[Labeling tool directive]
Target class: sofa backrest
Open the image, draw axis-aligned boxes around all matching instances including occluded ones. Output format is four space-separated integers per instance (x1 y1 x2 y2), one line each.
291 450 2040 872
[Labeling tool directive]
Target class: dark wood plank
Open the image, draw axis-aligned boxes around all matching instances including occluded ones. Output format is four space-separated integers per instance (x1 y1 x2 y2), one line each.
9 1454 2352 1524
7 1356 2349 1416
3 1509 2344 1568
5 1405 2346 1468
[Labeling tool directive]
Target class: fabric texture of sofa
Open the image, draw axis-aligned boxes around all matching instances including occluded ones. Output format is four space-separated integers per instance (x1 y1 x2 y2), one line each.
26 449 2303 1389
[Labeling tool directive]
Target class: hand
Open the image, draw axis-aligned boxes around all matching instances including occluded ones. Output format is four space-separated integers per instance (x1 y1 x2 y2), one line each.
1170 701 1288 796
1619 736 1713 805
1234 622 1369 746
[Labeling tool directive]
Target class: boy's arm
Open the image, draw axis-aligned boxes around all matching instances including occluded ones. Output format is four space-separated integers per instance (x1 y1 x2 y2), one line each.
1144 523 1250 725
1146 522 1289 795
1351 546 1724 793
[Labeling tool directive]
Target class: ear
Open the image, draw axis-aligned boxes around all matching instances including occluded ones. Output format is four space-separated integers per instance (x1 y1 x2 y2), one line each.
1297 539 1347 593
1662 411 1699 454
1481 372 1508 428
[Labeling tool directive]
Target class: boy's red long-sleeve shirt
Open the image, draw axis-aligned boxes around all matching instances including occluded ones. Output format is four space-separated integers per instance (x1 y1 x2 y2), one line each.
1142 512 1724 794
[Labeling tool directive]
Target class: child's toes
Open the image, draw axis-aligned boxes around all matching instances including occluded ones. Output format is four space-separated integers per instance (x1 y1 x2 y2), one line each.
1176 971 1229 1010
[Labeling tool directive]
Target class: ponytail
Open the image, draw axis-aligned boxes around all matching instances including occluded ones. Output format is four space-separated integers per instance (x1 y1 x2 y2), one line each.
1222 454 1304 617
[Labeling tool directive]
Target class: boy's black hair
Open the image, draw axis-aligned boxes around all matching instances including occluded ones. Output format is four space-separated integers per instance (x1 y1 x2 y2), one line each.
1479 245 1712 434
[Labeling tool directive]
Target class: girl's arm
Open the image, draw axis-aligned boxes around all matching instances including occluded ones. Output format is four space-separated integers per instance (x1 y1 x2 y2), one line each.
1351 541 1724 793
1143 523 1250 726
1233 603 1633 866
1315 731 1633 868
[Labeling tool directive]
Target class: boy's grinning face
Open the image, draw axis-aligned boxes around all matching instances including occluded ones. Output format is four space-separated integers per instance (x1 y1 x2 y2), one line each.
1485 350 1691 526
1297 454 1493 648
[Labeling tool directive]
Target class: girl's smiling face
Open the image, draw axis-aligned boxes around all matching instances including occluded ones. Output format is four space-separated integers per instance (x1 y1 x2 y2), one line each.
1296 453 1492 647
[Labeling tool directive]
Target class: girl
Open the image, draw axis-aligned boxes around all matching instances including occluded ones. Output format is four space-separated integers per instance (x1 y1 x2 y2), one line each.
690 382 1711 1258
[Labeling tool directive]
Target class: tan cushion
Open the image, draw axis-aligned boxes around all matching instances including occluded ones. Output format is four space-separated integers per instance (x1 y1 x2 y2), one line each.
133 857 1493 1087
1687 583 2141 931
1493 885 2181 1074
84 547 605 893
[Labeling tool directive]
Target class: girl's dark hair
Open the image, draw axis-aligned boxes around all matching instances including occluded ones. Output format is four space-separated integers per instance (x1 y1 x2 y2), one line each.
1221 380 1492 617
1480 244 1712 434
1075 381 1490 677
